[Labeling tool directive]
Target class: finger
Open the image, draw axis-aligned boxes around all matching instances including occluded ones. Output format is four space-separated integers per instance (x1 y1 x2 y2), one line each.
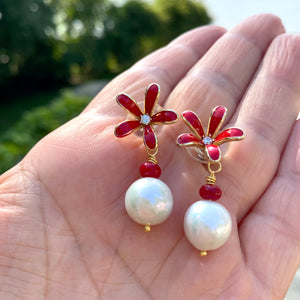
34 27 227 205
167 14 284 125
162 14 285 217
84 25 226 116
222 34 300 220
239 118 300 298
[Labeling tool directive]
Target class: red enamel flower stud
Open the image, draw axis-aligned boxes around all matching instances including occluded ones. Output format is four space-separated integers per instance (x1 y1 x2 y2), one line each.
177 106 244 162
115 83 177 151
177 106 244 256
114 83 178 232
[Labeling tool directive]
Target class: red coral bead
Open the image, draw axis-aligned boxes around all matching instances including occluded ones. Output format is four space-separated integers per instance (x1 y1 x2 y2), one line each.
139 162 161 178
199 184 222 201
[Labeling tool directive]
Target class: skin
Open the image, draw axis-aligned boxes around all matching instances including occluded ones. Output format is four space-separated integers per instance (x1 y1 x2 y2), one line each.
0 14 300 300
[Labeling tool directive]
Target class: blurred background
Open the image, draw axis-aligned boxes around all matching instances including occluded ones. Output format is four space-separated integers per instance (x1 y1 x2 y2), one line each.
0 0 212 172
0 0 299 298
1 0 300 173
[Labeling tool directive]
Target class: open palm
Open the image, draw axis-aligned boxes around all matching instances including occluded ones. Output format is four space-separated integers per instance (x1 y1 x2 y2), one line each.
1 14 300 299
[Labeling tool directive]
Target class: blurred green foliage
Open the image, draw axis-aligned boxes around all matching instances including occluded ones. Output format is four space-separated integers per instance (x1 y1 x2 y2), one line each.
0 0 212 172
0 90 90 173
153 0 211 43
0 0 211 99
0 0 70 96
0 89 61 131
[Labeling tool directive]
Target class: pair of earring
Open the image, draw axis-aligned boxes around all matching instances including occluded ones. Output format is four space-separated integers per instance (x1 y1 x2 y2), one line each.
114 83 244 256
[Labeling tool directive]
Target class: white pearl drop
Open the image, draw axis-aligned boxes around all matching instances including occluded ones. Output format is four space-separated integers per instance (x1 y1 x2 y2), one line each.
184 201 232 251
125 177 173 226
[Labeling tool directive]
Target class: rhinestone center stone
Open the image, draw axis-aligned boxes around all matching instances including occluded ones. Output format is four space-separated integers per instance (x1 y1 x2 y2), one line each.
140 114 151 125
202 136 213 145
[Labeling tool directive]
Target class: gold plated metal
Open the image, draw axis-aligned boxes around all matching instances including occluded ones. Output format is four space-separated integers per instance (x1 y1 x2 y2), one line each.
116 92 142 116
147 153 158 164
114 120 142 138
206 173 216 185
207 162 222 174
142 125 158 153
177 106 245 255
144 225 151 232
114 83 178 233
182 110 204 136
205 145 222 163
214 127 245 146
144 83 160 116
176 135 202 148
177 107 245 164
151 109 181 125
207 107 227 138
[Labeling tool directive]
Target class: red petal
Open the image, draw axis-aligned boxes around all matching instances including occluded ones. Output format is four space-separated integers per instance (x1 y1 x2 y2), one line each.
145 83 160 115
206 144 221 161
143 125 157 150
215 128 244 144
116 93 142 117
151 110 178 123
114 120 141 137
207 106 227 138
177 133 201 146
182 111 205 138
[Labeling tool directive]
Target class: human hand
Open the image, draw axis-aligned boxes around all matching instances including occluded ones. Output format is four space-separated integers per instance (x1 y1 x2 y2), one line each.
1 14 300 299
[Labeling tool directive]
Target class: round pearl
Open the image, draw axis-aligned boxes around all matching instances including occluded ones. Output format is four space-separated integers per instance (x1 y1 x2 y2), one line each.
184 201 232 251
125 177 173 226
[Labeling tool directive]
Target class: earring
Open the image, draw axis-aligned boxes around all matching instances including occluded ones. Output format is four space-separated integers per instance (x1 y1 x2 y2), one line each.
177 106 244 255
114 83 178 231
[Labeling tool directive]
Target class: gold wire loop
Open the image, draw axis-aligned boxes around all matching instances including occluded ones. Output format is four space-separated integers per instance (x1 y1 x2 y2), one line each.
206 173 216 185
146 148 158 157
147 154 158 164
146 148 158 164
207 162 222 174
